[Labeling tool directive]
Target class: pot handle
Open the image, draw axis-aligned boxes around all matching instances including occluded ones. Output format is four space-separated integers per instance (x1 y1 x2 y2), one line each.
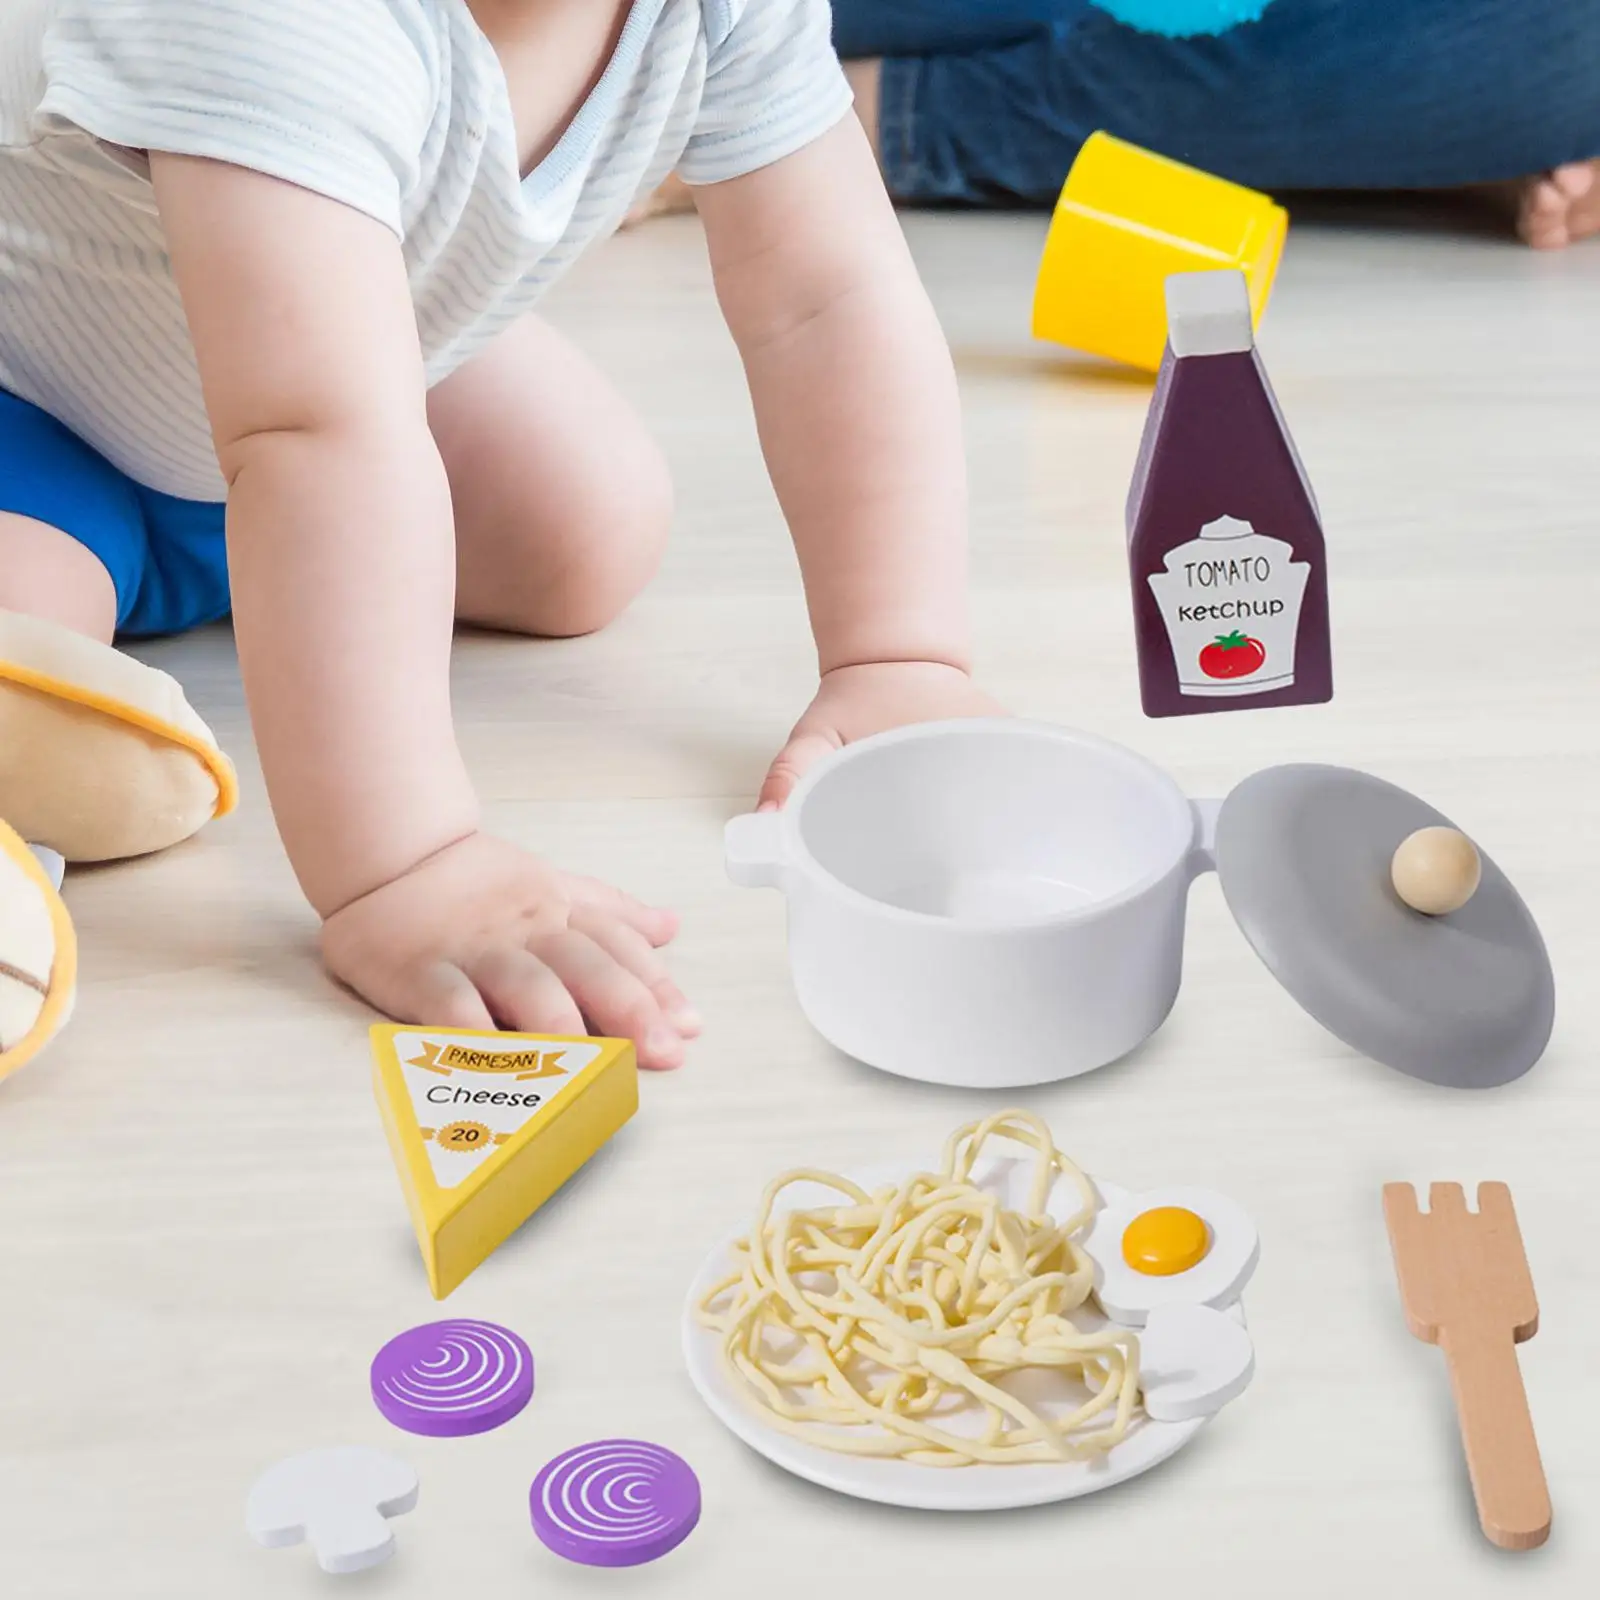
1189 797 1222 878
725 811 788 890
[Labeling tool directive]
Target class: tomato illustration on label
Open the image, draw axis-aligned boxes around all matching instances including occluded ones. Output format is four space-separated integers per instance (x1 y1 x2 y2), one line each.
1198 631 1267 681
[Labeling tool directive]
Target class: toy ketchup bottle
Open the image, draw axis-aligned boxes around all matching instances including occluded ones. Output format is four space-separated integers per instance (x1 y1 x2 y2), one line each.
1126 268 1331 717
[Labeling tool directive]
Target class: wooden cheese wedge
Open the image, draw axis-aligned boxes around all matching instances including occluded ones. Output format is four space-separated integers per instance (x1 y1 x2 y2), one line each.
371 1025 637 1298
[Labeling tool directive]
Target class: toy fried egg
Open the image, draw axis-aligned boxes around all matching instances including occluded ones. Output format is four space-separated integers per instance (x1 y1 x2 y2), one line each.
1083 1187 1259 1422
1085 1186 1259 1323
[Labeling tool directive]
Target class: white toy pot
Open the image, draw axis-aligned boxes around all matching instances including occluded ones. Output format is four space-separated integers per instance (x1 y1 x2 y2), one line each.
727 720 1209 1089
726 718 1554 1091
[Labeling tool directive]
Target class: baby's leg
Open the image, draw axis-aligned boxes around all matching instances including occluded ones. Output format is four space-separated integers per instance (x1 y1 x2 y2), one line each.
0 394 234 859
429 315 672 637
0 513 117 641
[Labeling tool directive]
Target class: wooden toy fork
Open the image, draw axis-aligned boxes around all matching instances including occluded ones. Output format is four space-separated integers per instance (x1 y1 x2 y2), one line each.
1382 1182 1550 1550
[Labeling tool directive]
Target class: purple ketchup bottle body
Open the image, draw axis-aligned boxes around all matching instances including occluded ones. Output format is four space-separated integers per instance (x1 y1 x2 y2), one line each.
1126 270 1332 718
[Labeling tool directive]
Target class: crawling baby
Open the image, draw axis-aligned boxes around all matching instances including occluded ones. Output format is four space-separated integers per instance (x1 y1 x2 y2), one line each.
0 0 997 1072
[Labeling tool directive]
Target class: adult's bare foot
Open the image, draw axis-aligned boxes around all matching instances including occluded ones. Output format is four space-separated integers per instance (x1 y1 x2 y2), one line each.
1515 160 1600 249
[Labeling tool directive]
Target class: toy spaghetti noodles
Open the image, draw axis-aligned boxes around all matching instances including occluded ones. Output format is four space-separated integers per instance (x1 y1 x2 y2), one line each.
697 1111 1142 1466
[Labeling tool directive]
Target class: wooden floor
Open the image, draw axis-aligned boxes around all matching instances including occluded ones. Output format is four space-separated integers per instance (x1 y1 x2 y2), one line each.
3 208 1597 1597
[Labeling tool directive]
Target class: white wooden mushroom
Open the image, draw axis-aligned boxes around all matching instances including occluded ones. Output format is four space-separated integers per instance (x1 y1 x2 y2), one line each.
246 1447 418 1574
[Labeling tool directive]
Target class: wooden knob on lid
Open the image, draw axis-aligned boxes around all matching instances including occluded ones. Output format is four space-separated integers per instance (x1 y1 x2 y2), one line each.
1391 827 1481 916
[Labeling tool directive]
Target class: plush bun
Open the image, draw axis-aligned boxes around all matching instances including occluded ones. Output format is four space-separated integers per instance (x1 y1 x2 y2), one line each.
0 820 75 1083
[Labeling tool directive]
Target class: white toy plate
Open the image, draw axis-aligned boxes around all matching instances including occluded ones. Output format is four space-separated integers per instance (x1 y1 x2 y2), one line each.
682 1156 1248 1512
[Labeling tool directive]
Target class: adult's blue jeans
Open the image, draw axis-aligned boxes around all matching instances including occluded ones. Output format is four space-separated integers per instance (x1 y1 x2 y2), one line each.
830 0 1600 204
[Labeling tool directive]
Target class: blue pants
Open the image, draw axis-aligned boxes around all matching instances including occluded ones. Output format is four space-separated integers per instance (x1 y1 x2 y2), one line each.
832 0 1600 204
0 388 229 638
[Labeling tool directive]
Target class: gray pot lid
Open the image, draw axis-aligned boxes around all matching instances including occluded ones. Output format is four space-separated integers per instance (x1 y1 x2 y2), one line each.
1213 764 1554 1088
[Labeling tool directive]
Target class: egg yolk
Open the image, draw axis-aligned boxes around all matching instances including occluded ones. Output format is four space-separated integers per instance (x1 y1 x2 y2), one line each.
1121 1206 1210 1277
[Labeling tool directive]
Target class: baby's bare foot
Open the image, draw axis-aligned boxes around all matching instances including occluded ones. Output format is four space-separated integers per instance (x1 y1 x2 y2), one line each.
1515 160 1600 249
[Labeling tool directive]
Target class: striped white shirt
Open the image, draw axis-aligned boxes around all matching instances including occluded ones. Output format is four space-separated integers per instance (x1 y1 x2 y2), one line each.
0 0 852 501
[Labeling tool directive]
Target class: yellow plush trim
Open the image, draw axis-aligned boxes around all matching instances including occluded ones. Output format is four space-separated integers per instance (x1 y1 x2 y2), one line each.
0 820 77 1083
0 659 238 821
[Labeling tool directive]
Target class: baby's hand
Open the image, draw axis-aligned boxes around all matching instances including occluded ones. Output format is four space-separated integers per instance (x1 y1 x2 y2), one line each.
759 662 1005 811
320 833 698 1070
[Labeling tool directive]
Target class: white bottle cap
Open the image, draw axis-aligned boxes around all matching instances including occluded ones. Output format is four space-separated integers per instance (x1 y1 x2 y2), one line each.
1165 270 1254 357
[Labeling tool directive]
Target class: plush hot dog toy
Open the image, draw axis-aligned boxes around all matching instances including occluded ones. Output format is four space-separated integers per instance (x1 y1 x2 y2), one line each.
0 610 236 863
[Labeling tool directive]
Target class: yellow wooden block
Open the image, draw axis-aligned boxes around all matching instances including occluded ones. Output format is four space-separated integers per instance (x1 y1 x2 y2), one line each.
371 1025 638 1299
1032 131 1287 372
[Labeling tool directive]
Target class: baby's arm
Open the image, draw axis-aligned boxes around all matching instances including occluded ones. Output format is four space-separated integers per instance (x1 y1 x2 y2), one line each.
693 117 1000 804
152 156 694 1064
153 155 470 912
